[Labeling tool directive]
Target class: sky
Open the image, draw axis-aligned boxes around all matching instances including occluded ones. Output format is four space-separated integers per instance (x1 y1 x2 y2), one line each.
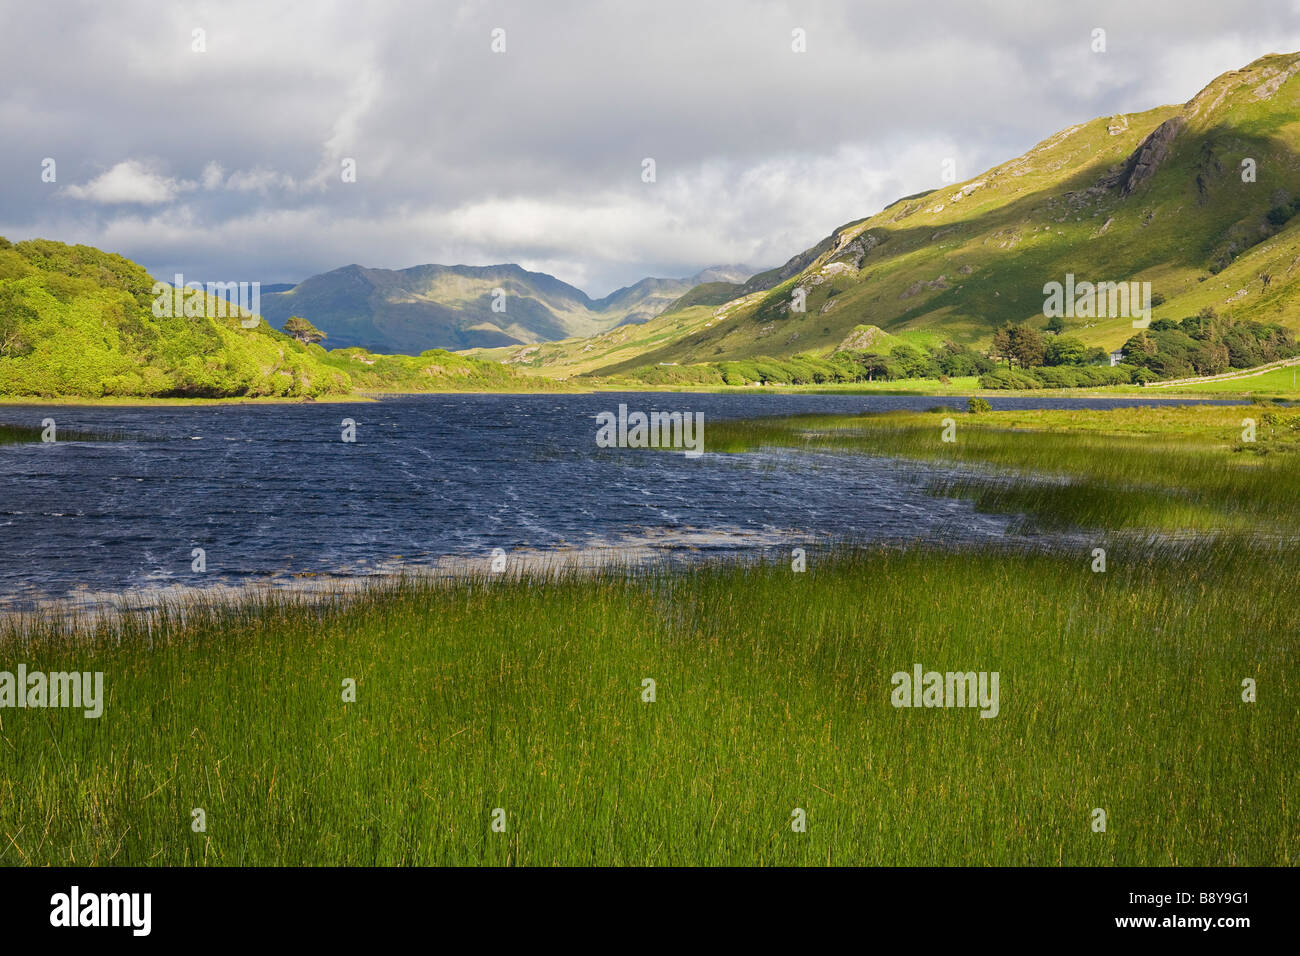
2 0 1300 297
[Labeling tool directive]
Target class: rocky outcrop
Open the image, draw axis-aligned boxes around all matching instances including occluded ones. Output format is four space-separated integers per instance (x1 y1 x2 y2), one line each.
826 230 882 270
834 325 888 353
1114 117 1186 196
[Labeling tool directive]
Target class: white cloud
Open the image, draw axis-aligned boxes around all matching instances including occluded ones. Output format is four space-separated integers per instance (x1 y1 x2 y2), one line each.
200 162 225 189
63 160 188 205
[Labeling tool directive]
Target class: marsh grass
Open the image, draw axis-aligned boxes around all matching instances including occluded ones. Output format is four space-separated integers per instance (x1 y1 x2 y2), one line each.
707 404 1300 535
0 422 132 444
0 423 55 445
0 541 1294 866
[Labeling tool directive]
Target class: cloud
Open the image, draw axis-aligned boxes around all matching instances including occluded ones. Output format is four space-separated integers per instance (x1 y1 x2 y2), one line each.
63 160 189 205
4 0 1300 294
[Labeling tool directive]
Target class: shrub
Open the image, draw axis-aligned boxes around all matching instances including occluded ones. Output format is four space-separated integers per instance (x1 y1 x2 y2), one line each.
979 368 1040 390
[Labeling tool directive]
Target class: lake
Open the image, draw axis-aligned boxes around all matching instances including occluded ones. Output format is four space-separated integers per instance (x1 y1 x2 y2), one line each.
0 392 1224 611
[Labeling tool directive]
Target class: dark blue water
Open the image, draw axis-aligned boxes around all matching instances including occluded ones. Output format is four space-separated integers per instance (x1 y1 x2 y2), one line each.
0 393 1224 609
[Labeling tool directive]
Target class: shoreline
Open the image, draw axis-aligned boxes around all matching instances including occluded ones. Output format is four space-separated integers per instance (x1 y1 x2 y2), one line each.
0 526 808 634
0 386 1283 407
2 524 1273 638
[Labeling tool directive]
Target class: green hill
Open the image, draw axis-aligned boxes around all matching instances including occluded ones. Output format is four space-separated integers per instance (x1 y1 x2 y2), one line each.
509 52 1300 380
0 238 351 398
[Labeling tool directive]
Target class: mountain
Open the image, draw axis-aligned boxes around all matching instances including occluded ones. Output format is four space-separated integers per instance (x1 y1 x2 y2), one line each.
257 262 761 354
495 52 1300 380
0 237 350 398
591 265 756 325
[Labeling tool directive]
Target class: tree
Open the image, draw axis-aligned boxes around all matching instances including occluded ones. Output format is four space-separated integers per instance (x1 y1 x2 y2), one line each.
1009 325 1046 369
283 315 326 346
0 320 29 358
860 353 890 382
991 323 1016 368
889 343 929 378
1044 335 1088 366
1122 331 1155 358
1045 316 1066 335
1190 342 1230 376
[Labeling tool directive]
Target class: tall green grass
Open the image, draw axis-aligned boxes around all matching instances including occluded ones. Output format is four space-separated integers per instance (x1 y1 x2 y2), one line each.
1 543 1294 866
707 404 1300 535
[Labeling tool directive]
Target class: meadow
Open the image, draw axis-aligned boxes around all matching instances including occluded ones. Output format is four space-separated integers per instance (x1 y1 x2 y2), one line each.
0 401 1295 866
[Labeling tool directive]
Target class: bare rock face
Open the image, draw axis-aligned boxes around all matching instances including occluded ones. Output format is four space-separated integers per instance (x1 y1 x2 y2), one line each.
1116 117 1186 196
827 230 882 270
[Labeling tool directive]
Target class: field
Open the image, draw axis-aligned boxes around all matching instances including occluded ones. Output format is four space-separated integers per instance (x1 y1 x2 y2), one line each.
1158 363 1300 395
0 401 1295 866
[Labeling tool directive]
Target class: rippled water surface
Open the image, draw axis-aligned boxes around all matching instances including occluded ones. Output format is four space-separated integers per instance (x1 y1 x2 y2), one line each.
0 392 1223 608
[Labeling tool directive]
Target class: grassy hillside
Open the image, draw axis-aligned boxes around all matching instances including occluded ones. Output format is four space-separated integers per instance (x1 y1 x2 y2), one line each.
463 298 757 377
505 52 1300 381
0 238 351 399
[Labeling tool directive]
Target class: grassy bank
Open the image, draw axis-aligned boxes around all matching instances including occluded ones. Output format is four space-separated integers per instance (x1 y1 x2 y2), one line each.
708 403 1300 536
1 543 1293 866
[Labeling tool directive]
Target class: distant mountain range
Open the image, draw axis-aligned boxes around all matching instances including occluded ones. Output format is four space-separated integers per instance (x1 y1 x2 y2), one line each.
256 262 760 354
